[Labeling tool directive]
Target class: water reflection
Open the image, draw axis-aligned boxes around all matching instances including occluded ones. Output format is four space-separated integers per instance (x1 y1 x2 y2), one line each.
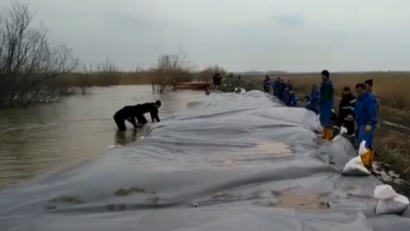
115 130 138 146
0 86 204 188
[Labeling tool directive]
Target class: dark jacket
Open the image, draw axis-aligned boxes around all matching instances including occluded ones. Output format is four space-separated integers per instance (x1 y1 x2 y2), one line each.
338 94 356 118
114 105 140 128
306 88 319 112
319 79 334 105
136 103 160 122
354 92 377 126
263 79 271 92
288 93 297 107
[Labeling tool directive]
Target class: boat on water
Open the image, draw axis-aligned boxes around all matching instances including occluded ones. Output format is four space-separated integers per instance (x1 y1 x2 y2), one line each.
172 81 210 90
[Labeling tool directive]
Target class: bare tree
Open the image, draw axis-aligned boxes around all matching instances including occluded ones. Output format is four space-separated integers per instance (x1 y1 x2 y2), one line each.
0 2 78 108
151 47 194 94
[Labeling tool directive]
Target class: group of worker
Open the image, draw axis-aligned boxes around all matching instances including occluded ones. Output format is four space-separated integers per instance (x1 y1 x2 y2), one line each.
263 75 298 107
113 100 162 132
303 70 379 170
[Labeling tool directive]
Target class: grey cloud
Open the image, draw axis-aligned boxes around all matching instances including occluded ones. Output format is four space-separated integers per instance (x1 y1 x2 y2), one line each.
272 15 306 27
2 0 410 71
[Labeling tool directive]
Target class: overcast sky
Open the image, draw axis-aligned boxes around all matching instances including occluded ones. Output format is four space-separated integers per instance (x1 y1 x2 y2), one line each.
2 0 410 71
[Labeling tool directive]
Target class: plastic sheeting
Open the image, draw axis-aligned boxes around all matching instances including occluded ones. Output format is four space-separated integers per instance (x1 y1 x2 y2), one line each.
0 91 409 231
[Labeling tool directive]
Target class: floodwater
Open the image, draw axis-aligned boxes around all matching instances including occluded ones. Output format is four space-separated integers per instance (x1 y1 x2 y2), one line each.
0 86 202 189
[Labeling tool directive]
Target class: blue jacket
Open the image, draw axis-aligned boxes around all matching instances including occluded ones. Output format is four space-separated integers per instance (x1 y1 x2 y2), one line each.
290 94 298 107
263 79 271 92
306 88 319 110
273 80 280 94
283 90 290 103
354 92 378 126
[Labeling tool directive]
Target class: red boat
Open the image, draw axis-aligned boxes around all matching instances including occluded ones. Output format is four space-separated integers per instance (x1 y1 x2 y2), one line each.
172 81 210 90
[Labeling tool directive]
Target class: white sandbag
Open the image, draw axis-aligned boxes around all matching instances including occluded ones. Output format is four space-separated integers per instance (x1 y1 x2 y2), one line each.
403 204 410 218
376 194 410 215
342 156 371 176
331 126 347 142
342 141 371 176
374 184 410 215
358 140 367 156
374 185 397 199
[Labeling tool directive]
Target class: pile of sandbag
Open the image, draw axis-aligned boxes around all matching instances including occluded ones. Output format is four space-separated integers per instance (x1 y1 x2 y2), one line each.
374 184 410 215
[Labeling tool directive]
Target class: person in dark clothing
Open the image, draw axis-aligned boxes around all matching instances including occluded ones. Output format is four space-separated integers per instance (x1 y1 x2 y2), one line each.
279 79 286 101
273 77 281 97
287 90 298 107
337 86 356 137
263 75 271 93
213 73 222 88
113 100 162 132
135 100 162 126
113 105 140 132
286 80 293 91
282 87 290 104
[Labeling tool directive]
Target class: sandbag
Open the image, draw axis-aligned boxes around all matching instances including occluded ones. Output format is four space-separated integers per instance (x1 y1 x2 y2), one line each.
374 184 410 215
342 141 371 176
332 126 347 142
374 185 397 199
403 205 410 218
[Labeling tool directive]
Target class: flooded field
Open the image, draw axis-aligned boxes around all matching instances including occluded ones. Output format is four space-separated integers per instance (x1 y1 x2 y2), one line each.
0 86 203 188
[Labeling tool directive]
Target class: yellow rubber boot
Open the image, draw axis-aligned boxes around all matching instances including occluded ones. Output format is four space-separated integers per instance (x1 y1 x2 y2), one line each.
360 148 372 169
321 129 327 139
325 128 334 141
368 149 375 169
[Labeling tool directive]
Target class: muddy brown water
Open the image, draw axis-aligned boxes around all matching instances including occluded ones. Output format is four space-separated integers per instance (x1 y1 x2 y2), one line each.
0 86 204 189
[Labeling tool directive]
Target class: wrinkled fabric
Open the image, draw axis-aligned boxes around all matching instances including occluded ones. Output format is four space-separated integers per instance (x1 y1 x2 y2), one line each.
0 91 409 231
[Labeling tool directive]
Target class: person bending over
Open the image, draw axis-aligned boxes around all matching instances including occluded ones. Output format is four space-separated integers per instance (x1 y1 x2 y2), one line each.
113 105 140 132
134 100 162 125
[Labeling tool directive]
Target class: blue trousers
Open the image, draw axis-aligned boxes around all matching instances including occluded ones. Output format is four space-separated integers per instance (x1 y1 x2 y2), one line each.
357 125 376 149
319 101 333 128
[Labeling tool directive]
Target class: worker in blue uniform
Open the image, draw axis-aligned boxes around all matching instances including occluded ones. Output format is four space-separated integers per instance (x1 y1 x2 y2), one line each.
318 70 334 141
354 83 378 170
263 75 271 93
305 84 320 114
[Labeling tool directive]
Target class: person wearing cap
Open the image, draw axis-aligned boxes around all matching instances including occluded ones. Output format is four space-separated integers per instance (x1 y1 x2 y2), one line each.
318 69 335 141
354 83 378 170
364 79 379 109
337 86 356 137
